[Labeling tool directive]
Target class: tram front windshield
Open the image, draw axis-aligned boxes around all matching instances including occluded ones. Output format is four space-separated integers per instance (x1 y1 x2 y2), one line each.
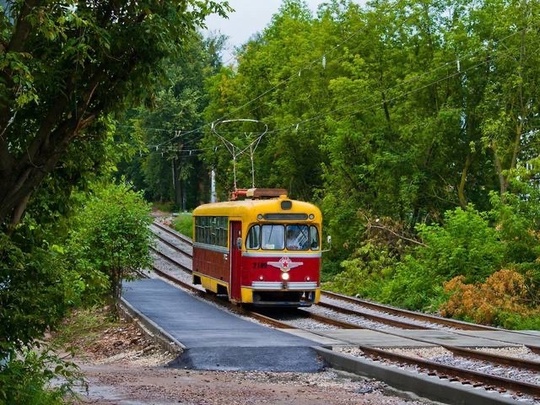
246 224 319 251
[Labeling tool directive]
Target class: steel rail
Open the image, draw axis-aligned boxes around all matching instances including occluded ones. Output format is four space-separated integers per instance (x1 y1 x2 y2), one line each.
151 227 193 259
321 290 498 331
150 246 191 274
359 345 540 399
316 300 432 329
152 220 193 244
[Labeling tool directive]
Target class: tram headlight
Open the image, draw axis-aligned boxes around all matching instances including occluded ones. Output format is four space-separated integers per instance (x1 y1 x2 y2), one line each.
281 272 290 281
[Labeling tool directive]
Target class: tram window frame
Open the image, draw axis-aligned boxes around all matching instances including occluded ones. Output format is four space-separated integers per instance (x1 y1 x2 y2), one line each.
246 225 261 249
308 226 320 250
246 224 320 251
216 216 227 247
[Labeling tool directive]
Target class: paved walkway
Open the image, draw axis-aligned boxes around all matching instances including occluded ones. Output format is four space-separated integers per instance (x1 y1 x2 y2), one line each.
122 278 324 372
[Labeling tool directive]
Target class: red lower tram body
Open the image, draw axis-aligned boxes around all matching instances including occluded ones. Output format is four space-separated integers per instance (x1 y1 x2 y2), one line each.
192 245 320 307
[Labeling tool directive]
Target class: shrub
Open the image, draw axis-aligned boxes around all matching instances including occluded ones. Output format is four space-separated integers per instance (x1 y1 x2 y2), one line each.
0 347 83 405
416 205 505 283
440 269 540 328
370 205 504 311
0 234 81 355
67 182 153 309
376 255 446 312
324 242 396 297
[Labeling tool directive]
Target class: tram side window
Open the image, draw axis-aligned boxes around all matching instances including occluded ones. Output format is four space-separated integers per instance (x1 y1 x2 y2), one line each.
261 225 284 250
194 216 205 242
210 217 218 245
216 216 227 247
194 216 228 247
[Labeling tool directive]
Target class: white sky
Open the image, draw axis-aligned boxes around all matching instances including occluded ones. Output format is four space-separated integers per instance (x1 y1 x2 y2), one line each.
203 1 329 62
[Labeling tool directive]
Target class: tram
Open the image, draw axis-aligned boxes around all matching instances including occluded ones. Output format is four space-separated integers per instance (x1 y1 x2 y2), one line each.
192 188 323 307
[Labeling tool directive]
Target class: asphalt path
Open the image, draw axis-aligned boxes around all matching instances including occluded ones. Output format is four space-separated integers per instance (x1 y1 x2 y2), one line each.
121 278 325 372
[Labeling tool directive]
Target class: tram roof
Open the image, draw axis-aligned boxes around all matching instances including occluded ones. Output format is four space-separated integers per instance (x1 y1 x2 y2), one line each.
192 193 322 219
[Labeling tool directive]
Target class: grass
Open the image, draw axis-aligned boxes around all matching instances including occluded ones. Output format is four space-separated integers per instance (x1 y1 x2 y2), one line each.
49 306 117 354
172 212 193 239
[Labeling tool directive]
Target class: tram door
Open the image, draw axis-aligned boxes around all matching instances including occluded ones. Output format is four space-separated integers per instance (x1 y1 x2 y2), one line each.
229 221 243 302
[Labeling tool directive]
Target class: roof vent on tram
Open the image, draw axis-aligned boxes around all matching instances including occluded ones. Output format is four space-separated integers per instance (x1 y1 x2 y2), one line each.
245 188 288 199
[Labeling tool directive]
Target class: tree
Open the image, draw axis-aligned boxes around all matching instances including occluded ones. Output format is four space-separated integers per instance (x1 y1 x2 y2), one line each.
475 0 540 196
0 0 230 229
202 0 333 200
117 34 226 210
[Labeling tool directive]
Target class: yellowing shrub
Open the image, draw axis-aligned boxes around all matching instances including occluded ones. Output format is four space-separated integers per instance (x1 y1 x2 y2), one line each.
440 269 538 326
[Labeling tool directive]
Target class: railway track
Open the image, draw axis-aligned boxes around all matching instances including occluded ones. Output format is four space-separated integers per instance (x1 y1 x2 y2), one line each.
146 219 540 404
254 308 540 399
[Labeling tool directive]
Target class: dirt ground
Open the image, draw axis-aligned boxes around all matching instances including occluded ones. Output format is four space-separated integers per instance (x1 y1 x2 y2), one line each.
68 319 435 405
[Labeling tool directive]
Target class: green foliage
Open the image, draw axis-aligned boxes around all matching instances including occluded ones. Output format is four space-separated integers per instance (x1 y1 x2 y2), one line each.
0 233 81 355
202 0 327 200
117 33 225 209
172 213 194 239
202 0 540 273
495 312 540 330
415 205 505 283
0 348 83 405
321 259 343 283
0 0 230 227
490 190 540 267
377 255 448 312
366 205 505 311
67 182 154 307
323 242 397 297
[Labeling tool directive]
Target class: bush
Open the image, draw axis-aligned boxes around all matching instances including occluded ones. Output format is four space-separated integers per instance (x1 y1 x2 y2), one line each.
323 242 396 297
416 205 505 283
67 182 153 309
0 347 83 405
0 231 85 404
376 255 447 311
440 269 540 328
0 234 81 355
356 205 506 312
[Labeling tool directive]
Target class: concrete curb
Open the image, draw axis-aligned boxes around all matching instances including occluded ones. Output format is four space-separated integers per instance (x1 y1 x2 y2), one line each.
313 346 529 405
119 297 186 356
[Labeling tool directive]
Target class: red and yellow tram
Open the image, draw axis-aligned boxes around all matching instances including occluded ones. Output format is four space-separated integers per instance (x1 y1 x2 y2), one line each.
192 188 322 307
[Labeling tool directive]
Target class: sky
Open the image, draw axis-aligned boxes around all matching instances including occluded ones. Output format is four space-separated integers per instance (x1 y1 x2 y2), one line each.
203 0 328 62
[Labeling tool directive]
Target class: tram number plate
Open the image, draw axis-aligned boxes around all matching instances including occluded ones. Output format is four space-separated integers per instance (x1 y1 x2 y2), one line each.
252 262 268 269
